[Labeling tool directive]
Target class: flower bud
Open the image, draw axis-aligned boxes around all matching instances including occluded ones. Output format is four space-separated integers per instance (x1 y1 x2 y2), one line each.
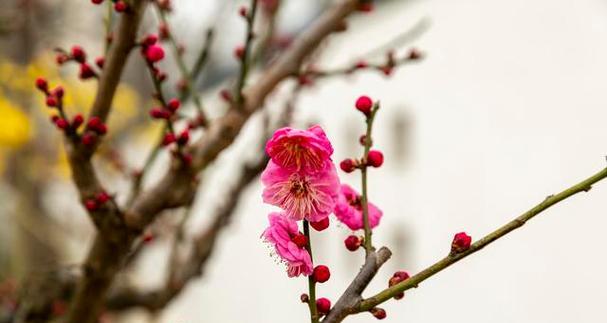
84 199 98 211
145 45 165 63
150 108 171 119
339 159 356 173
316 298 331 315
71 45 86 63
344 235 362 251
234 45 245 60
162 133 176 146
312 265 330 283
35 77 48 92
310 217 329 231
370 308 386 320
355 95 373 115
451 232 472 254
367 150 384 167
167 98 181 112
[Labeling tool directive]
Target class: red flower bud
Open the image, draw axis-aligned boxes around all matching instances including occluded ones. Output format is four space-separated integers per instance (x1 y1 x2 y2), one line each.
159 23 170 40
52 86 64 99
95 56 105 69
79 63 96 79
312 265 331 283
162 133 176 146
344 235 362 252
451 232 472 254
56 53 69 65
96 191 110 204
381 66 393 76
71 45 86 63
143 232 154 243
367 150 384 167
220 89 233 103
167 98 180 112
234 45 245 60
291 233 308 249
35 77 48 92
81 133 97 146
149 108 171 119
370 308 386 320
114 0 128 12
310 217 329 231
46 96 58 107
143 34 158 46
357 3 374 12
177 130 190 145
339 159 356 173
355 95 373 115
238 6 248 17
72 114 84 129
84 199 98 211
389 271 410 300
316 298 331 315
145 45 165 63
54 118 69 130
91 0 104 4
354 60 368 69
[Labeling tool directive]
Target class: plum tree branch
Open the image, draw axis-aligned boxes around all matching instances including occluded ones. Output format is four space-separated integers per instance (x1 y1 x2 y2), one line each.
323 166 607 322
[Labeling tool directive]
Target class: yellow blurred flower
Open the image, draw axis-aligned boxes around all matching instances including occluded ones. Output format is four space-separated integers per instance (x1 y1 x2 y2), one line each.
0 95 33 149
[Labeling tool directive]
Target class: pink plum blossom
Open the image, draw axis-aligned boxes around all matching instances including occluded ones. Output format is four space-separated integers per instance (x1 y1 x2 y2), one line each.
262 212 313 277
334 184 382 231
262 160 340 222
265 125 334 173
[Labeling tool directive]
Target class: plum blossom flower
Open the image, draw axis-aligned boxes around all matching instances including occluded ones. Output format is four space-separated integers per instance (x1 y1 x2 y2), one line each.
334 184 382 230
262 212 313 277
265 125 334 173
261 160 340 222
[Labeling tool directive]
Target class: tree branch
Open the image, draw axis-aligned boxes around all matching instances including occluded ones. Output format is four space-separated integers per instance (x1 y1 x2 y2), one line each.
323 166 607 322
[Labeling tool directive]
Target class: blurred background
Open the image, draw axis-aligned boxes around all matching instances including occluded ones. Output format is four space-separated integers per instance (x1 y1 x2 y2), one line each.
1 0 607 322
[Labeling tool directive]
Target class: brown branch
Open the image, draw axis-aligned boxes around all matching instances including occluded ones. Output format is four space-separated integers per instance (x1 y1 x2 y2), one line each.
64 1 148 322
322 247 392 323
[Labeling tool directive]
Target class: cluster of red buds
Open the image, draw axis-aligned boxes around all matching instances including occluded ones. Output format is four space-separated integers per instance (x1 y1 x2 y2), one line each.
90 0 129 13
55 46 101 80
339 96 385 173
84 191 111 212
35 77 108 146
388 271 410 300
140 34 166 68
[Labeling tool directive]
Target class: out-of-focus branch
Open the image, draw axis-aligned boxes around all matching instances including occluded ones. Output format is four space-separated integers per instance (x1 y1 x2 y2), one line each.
234 0 260 106
64 1 148 323
323 167 607 323
125 0 360 231
154 4 207 120
107 148 270 312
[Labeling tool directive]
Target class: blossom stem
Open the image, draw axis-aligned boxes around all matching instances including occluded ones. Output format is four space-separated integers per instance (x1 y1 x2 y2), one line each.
353 166 607 313
234 0 259 108
360 103 380 253
303 220 319 323
153 4 207 120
